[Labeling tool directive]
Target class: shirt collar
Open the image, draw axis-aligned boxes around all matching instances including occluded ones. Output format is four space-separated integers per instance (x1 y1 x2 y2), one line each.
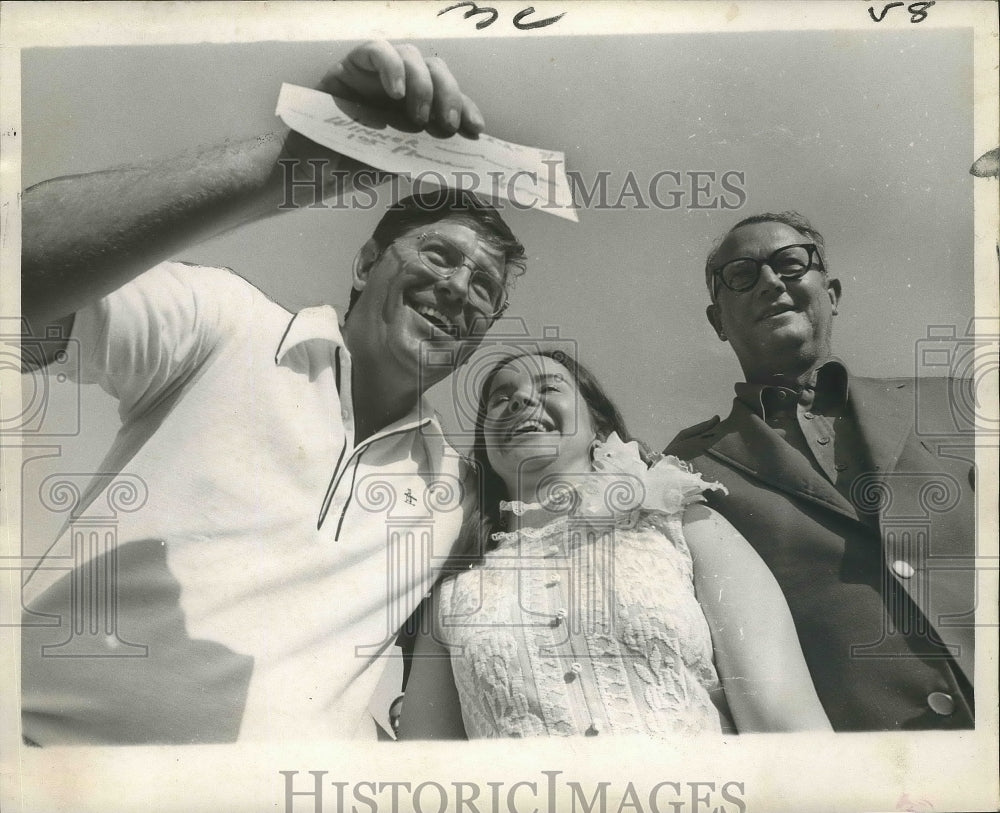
372 397 441 441
274 305 346 365
274 305 447 449
735 358 850 419
347 400 449 487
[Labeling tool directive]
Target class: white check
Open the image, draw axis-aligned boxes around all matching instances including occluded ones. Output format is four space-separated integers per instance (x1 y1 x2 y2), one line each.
276 83 578 222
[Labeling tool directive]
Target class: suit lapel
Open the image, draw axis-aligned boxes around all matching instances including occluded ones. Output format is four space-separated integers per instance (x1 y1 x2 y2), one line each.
848 377 915 476
703 399 859 519
702 379 920 520
699 377 974 688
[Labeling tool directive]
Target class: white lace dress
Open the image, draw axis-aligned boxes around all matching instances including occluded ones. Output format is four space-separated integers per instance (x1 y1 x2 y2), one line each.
436 437 732 739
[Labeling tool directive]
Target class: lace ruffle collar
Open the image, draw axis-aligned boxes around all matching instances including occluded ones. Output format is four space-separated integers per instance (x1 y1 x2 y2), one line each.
496 433 726 538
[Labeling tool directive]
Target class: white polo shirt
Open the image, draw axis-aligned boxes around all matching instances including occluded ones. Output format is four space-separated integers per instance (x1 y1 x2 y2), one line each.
22 262 467 745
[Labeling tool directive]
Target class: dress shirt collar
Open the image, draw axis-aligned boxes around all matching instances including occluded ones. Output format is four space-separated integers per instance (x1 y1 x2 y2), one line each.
274 305 445 446
734 358 850 420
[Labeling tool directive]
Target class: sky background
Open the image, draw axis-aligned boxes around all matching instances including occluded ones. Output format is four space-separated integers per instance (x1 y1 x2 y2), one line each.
18 28 976 546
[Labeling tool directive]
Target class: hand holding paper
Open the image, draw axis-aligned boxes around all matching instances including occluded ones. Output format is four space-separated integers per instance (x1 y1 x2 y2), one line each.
276 83 578 222
315 40 485 137
275 40 576 220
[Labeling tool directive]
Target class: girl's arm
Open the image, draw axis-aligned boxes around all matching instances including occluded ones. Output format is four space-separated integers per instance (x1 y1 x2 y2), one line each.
395 587 468 740
682 503 832 732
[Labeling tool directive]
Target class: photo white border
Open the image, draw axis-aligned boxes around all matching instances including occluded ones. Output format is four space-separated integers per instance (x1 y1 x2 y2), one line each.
2 3 997 812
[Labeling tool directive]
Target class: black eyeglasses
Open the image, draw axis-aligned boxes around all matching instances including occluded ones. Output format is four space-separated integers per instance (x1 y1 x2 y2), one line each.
406 232 508 318
711 243 825 296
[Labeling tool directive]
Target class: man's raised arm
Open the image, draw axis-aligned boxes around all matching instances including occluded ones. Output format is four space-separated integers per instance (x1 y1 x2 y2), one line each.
21 41 485 348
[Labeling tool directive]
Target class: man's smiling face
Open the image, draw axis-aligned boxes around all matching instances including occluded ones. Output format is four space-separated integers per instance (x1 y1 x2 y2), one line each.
707 220 841 383
346 218 508 390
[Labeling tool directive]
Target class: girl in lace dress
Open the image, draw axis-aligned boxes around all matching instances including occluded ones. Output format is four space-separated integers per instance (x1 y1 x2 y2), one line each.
400 350 830 738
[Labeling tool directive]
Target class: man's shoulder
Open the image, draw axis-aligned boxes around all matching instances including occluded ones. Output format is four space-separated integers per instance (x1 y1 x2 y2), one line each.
167 261 289 314
124 261 292 330
850 374 913 388
850 374 971 411
851 374 976 436
663 414 724 458
850 374 970 391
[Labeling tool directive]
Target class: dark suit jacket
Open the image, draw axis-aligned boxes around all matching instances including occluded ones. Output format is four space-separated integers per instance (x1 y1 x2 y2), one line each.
666 376 976 731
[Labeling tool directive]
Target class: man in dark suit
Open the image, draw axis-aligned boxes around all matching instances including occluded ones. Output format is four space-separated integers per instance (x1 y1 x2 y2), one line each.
666 212 976 731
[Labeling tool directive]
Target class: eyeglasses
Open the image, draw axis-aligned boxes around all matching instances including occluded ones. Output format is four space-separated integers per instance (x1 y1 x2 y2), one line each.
405 231 509 318
711 243 825 296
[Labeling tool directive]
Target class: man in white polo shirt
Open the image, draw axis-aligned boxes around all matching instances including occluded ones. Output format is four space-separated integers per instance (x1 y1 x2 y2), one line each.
20 41 525 744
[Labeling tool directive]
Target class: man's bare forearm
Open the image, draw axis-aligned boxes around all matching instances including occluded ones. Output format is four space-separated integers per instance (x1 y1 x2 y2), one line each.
21 40 486 336
20 131 356 332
